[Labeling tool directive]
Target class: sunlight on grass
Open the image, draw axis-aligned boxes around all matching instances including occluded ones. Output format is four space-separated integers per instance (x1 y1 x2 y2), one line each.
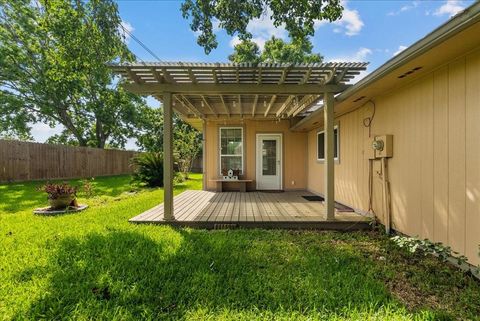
1 173 479 320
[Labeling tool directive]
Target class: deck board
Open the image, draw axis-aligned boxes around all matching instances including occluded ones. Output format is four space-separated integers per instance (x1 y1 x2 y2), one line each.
129 190 371 230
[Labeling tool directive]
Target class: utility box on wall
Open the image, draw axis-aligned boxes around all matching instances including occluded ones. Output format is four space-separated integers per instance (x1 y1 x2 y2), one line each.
374 135 393 158
365 135 393 159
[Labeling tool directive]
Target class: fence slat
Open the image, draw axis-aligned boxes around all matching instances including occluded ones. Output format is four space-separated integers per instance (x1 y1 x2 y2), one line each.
0 139 137 183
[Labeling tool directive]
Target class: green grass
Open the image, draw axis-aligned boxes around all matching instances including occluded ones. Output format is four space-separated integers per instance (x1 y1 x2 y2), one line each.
1 174 479 320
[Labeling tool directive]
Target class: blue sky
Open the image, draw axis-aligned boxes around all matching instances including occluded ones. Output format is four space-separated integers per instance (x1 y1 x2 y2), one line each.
31 0 474 148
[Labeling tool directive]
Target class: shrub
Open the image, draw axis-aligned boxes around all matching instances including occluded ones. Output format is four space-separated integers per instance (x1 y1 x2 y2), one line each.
37 182 77 200
81 178 95 198
391 235 468 265
131 152 164 187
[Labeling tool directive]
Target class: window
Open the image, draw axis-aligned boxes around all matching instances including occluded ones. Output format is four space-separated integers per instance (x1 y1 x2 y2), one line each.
219 127 243 174
317 126 339 161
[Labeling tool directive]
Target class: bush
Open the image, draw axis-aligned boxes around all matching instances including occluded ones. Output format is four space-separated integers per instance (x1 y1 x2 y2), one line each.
37 182 77 200
131 152 164 187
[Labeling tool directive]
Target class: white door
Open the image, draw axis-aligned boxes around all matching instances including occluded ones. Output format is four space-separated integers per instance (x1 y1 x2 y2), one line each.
256 134 282 190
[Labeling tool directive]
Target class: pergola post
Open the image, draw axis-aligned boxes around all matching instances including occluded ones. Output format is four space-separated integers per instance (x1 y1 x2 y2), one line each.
163 92 174 220
324 92 335 220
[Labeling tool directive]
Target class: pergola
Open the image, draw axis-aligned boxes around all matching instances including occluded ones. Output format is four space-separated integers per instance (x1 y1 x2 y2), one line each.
111 62 368 221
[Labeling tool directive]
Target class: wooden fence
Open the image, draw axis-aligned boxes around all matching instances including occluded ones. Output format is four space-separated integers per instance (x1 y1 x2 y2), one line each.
0 140 138 183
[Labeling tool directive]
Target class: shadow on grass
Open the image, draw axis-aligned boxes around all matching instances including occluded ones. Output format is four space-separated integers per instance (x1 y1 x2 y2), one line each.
17 229 410 320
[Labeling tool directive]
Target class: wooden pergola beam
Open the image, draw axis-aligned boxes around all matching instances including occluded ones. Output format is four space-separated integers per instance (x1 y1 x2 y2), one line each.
219 95 230 117
127 70 143 84
123 83 350 95
238 95 243 117
200 95 217 117
276 95 294 117
163 92 174 221
324 92 335 220
161 68 174 83
252 95 259 117
174 95 197 117
301 68 312 85
179 95 204 118
291 95 321 117
287 95 316 117
257 67 263 84
187 68 197 84
151 68 165 83
264 95 277 117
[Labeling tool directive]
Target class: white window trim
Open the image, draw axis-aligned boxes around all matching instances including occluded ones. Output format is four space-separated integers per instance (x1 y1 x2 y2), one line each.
316 125 340 162
219 127 244 175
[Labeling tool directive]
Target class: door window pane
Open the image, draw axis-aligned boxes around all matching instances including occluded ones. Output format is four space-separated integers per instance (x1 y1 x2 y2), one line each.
262 139 277 175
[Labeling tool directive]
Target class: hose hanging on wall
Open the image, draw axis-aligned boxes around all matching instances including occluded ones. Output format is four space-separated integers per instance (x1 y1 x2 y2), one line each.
362 100 376 138
362 100 376 215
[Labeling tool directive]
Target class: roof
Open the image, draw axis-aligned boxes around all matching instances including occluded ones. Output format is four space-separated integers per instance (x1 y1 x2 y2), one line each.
292 1 480 131
110 62 367 130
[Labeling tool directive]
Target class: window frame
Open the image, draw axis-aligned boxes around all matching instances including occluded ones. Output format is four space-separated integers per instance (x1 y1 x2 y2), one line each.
219 126 244 175
316 125 340 162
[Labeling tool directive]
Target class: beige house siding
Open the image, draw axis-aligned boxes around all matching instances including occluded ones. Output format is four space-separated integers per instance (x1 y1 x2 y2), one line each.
205 119 308 191
307 48 480 265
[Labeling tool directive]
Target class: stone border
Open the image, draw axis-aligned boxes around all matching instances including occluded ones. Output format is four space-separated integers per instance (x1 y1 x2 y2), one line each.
34 204 88 215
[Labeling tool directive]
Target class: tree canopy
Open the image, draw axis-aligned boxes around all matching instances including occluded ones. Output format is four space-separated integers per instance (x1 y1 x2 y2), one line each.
229 37 323 63
0 0 148 148
181 0 343 54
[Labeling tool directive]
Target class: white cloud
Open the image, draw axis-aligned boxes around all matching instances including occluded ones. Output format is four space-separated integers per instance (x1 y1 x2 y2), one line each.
230 36 241 48
119 21 134 43
328 47 372 83
230 35 268 50
387 1 420 16
230 1 364 48
433 1 465 17
315 1 364 36
393 45 408 56
328 47 372 63
229 9 287 50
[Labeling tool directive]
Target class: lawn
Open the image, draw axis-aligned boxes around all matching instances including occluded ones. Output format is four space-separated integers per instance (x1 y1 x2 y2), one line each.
1 174 479 320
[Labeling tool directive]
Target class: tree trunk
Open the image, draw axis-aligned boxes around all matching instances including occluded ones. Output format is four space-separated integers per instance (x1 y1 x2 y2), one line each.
95 118 106 149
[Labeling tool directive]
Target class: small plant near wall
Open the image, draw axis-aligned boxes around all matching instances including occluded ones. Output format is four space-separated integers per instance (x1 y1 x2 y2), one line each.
391 235 468 265
37 182 78 210
389 235 480 280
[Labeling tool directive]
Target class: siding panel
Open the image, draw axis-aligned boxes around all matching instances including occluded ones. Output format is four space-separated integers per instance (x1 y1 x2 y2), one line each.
447 58 466 254
433 67 450 244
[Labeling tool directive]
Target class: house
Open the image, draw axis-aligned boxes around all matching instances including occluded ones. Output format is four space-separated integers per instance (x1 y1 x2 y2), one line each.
112 1 480 266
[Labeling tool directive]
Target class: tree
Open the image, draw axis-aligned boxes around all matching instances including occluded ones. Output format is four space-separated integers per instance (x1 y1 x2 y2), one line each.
229 37 323 63
181 0 343 54
135 107 164 153
173 120 202 179
0 0 147 148
228 40 261 63
135 108 202 179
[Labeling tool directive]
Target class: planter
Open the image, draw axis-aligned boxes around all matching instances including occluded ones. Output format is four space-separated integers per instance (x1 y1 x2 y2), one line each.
48 195 75 209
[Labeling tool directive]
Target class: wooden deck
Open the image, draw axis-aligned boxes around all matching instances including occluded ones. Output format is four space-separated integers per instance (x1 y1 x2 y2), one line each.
130 190 372 230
